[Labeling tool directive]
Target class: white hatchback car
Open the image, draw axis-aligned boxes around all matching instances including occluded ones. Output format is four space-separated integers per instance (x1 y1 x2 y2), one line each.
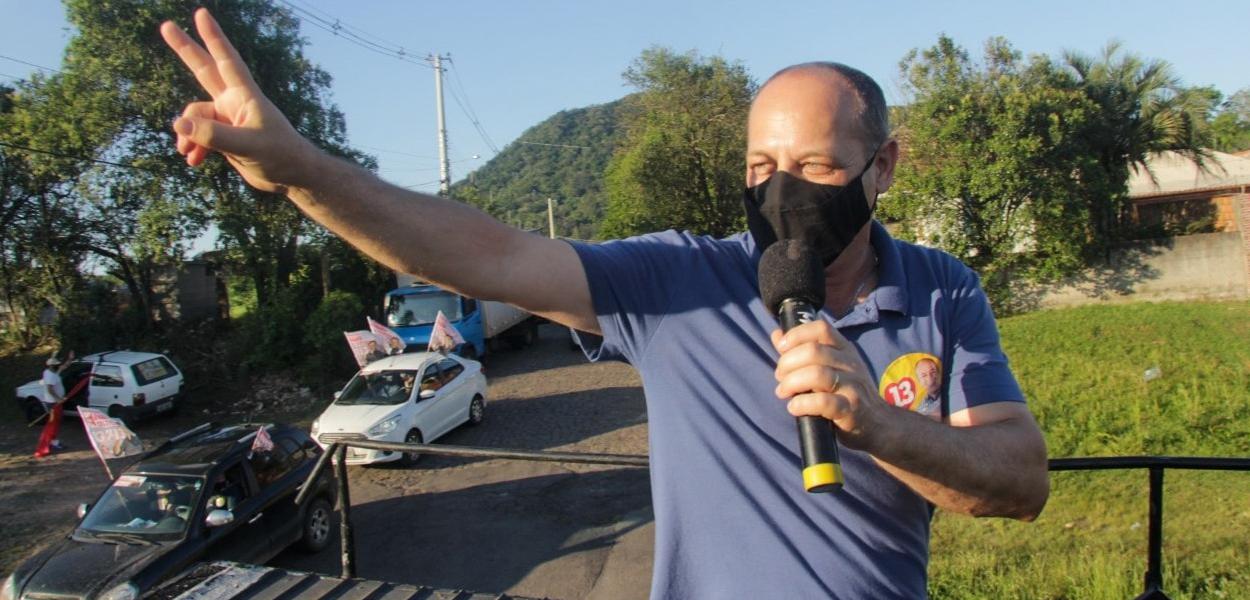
14 351 184 422
311 352 487 465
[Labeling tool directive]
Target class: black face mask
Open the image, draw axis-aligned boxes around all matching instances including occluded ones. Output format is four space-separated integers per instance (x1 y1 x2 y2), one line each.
743 156 877 266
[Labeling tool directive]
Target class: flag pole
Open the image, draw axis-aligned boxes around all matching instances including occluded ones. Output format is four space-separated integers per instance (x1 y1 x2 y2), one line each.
96 455 115 480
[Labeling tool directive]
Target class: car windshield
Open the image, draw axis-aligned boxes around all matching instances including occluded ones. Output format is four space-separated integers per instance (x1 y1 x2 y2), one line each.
335 370 419 405
77 474 204 538
386 291 461 327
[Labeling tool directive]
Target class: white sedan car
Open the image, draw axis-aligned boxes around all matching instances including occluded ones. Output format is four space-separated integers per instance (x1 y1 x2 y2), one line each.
310 352 486 465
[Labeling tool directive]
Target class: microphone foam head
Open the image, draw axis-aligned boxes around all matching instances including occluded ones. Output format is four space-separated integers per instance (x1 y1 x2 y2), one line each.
759 239 826 315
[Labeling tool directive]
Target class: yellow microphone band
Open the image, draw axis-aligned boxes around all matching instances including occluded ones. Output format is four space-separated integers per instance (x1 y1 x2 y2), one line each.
803 463 844 493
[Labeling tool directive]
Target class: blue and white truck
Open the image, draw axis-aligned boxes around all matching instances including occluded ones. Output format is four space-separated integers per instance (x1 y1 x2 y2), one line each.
383 275 538 360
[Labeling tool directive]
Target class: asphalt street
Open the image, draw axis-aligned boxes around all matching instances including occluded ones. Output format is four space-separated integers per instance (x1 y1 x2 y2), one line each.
271 324 654 600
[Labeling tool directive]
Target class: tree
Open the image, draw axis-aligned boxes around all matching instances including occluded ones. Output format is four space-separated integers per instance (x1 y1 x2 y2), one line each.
1207 88 1250 152
887 37 1216 312
58 0 373 315
886 36 1098 311
0 76 107 346
600 48 755 239
1062 42 1210 242
451 101 624 240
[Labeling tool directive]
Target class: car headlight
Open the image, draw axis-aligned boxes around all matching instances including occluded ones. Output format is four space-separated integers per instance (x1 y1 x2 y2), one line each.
310 419 320 436
366 415 400 438
99 582 138 600
2 573 19 600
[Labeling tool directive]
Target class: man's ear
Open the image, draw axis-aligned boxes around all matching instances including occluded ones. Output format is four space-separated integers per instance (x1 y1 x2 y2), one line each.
872 138 899 196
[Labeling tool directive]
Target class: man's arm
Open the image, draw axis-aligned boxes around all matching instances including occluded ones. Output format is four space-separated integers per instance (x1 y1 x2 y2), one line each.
860 402 1048 519
772 324 1049 520
160 9 597 333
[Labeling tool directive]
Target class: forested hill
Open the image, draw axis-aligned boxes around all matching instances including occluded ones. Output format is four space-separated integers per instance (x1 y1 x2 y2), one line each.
450 98 627 240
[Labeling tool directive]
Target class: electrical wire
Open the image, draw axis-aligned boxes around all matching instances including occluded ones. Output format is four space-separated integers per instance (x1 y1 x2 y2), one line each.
357 144 439 161
0 140 168 173
274 0 431 69
518 141 593 150
284 0 408 51
445 58 500 154
401 178 443 190
0 54 61 74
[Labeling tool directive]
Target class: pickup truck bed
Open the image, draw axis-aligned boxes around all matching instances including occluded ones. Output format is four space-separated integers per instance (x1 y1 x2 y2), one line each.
150 562 542 600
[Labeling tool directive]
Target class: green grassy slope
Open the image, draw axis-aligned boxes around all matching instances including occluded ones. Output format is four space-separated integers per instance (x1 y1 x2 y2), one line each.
930 301 1250 599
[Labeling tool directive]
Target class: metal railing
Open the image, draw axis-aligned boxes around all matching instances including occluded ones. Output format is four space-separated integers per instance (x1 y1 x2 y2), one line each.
1048 456 1250 600
295 444 1250 599
293 440 648 580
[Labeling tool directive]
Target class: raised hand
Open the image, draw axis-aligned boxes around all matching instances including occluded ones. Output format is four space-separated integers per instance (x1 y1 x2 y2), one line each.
160 8 316 193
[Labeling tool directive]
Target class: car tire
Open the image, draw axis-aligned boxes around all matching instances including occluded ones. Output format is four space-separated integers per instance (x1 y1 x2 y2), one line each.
400 429 423 466
107 404 135 427
522 321 538 347
298 496 334 553
21 397 43 423
468 395 485 426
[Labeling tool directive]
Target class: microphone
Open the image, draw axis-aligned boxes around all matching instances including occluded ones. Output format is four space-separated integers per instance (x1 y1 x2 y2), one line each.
759 240 843 494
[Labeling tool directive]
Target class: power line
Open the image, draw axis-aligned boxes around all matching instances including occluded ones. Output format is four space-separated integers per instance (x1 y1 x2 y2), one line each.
445 58 499 154
520 140 592 150
357 144 439 161
0 54 61 74
275 0 431 69
0 140 167 174
285 0 407 50
401 178 443 190
377 165 440 173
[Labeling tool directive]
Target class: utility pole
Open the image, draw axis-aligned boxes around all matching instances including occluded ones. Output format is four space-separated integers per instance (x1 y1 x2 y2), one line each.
428 53 452 196
547 198 557 239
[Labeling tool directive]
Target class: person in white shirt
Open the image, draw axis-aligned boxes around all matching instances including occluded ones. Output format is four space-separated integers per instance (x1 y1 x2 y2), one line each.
39 354 73 451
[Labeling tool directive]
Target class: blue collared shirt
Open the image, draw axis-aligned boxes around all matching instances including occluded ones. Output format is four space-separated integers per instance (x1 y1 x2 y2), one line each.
570 221 1024 599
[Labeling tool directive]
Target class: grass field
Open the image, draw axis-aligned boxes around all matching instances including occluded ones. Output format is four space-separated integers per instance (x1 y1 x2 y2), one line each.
929 300 1250 599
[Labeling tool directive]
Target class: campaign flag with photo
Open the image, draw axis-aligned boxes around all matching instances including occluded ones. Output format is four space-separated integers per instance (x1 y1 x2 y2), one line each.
344 330 384 367
251 425 274 453
428 310 466 354
367 316 407 355
79 407 143 460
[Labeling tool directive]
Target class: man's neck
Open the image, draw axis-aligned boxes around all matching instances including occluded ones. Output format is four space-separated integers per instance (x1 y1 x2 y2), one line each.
822 223 878 316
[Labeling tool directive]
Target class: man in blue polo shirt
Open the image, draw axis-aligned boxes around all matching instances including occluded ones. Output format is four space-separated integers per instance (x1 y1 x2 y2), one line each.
163 11 1048 598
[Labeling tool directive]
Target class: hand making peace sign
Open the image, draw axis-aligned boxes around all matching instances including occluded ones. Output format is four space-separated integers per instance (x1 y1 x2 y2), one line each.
160 8 316 193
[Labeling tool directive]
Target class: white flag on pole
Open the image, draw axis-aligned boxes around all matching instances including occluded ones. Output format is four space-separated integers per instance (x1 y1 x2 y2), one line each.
428 310 466 354
79 407 143 460
251 425 274 454
368 316 407 355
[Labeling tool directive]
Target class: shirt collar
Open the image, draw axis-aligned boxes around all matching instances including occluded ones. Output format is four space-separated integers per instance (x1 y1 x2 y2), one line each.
868 220 909 316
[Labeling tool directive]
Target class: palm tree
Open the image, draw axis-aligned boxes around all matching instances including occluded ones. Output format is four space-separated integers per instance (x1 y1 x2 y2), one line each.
1063 42 1210 242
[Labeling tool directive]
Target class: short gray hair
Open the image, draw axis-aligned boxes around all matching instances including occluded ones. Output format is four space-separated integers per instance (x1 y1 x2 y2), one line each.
763 62 890 153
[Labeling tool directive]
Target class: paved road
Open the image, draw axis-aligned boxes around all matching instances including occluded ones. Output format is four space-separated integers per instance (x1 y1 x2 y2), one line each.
271 324 655 600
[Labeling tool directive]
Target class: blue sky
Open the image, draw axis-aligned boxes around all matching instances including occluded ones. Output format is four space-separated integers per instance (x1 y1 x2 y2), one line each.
2 0 1249 197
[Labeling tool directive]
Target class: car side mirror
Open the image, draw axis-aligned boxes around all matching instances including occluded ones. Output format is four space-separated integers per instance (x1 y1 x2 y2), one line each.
205 509 234 528
333 391 342 400
76 503 90 519
418 389 436 401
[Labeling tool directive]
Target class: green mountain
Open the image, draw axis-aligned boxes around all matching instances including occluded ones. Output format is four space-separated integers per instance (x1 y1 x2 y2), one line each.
451 98 627 240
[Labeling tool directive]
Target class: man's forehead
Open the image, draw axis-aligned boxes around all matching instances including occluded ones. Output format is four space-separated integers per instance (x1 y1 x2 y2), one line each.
748 68 869 156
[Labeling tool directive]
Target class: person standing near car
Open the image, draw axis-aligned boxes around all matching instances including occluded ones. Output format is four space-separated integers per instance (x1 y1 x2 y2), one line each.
35 351 75 457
